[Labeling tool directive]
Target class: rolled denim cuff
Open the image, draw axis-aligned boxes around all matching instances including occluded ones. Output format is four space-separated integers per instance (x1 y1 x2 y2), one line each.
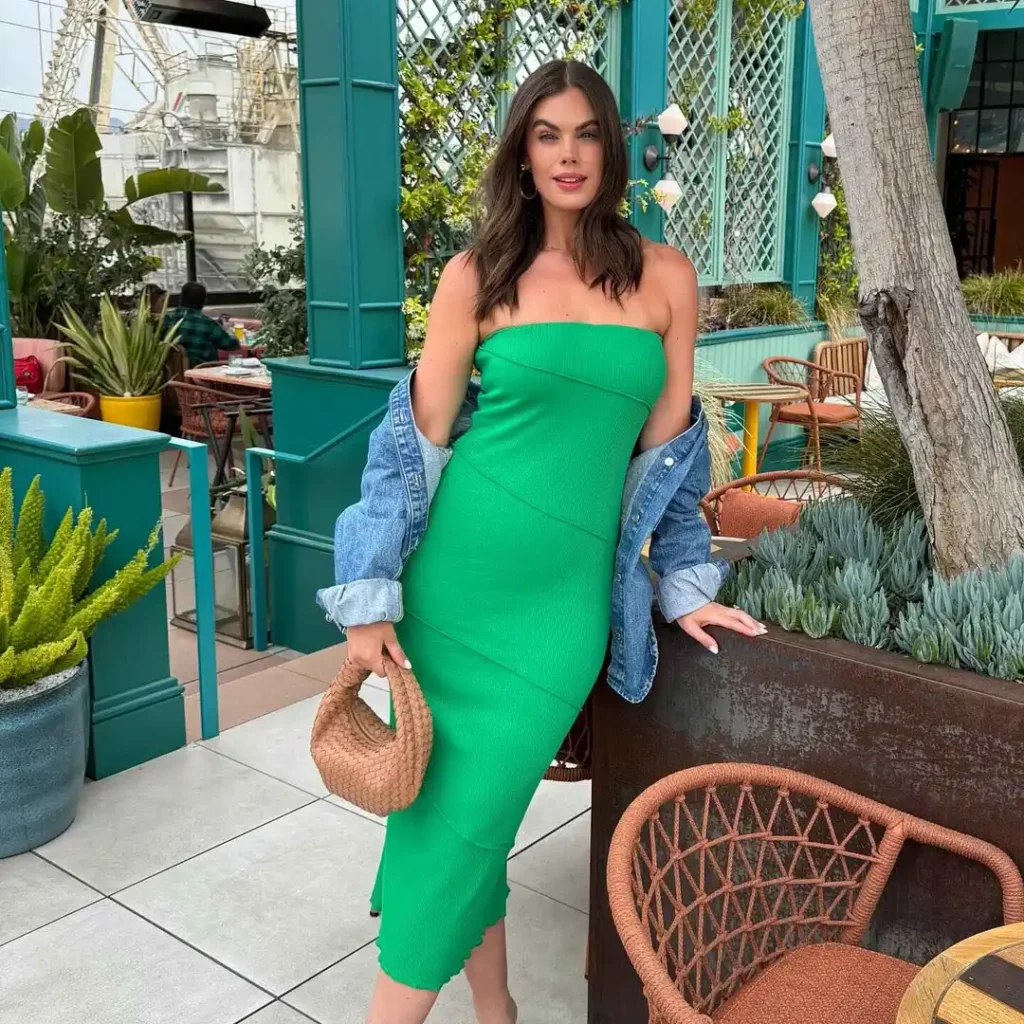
315 579 404 629
656 560 730 622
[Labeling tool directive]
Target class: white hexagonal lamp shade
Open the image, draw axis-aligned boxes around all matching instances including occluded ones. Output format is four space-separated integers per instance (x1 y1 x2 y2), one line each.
654 176 683 213
821 133 837 159
657 103 689 138
812 187 838 219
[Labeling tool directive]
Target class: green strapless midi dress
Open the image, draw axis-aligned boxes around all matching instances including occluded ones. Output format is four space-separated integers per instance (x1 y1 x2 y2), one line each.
371 322 666 990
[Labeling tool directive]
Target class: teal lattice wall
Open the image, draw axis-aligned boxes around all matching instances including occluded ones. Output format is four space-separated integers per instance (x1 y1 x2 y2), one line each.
665 0 796 286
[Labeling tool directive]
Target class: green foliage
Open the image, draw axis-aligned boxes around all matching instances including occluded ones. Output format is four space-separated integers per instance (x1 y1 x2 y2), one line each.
243 215 307 358
0 468 179 690
1 108 222 338
682 0 802 38
816 125 858 318
960 267 1024 318
822 395 1024 530
57 293 181 398
728 495 1024 683
707 108 752 135
708 284 809 330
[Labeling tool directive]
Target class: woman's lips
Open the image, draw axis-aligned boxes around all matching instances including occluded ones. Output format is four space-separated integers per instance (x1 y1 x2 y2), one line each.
553 175 586 192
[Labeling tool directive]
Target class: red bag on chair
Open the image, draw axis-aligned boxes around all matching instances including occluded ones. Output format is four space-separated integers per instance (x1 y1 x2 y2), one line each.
14 356 44 394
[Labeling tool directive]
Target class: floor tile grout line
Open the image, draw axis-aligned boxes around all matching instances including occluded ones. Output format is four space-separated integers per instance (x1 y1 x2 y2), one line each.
101 797 319 898
197 742 331 801
277 936 380 1002
237 1000 323 1024
505 878 590 918
108 893 282 1001
317 795 386 829
507 807 591 861
0 892 106 951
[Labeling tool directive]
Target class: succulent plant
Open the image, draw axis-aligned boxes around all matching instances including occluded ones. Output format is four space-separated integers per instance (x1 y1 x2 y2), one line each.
726 496 1024 684
0 468 180 690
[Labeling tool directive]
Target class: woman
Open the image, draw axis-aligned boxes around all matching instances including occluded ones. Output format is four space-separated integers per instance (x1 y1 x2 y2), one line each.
318 59 763 1024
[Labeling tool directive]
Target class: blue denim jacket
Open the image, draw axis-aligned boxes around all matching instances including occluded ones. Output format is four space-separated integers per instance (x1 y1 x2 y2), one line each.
316 370 728 703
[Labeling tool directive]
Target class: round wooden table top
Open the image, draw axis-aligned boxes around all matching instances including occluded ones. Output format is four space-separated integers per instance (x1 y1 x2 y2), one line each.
704 382 807 404
897 922 1024 1024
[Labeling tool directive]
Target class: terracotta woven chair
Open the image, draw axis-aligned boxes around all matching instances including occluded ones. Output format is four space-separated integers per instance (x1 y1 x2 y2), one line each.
760 358 862 472
35 391 97 418
607 762 1024 1024
701 471 851 539
166 380 255 487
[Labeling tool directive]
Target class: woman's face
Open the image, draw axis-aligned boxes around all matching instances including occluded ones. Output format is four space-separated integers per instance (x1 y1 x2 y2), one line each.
522 87 603 213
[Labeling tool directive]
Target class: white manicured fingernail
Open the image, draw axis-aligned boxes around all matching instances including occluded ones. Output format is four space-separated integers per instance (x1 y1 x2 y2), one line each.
710 644 719 655
404 659 412 669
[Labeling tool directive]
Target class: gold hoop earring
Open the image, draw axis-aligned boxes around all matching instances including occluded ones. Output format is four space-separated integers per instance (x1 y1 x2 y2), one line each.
519 167 537 200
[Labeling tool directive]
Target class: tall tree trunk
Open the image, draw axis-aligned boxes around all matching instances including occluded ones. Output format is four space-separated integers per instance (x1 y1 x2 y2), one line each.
808 0 1024 576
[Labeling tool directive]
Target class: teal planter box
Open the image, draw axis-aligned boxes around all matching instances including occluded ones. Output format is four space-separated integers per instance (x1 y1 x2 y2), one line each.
0 661 90 858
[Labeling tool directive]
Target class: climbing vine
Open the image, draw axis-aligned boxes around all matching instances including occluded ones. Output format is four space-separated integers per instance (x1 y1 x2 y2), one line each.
816 121 858 329
681 0 803 43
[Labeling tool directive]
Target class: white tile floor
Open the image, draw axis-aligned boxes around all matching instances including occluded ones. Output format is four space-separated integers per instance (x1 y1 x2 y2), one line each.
0 680 591 1024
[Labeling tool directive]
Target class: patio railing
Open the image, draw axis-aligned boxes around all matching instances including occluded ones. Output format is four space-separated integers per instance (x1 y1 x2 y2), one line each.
167 436 220 740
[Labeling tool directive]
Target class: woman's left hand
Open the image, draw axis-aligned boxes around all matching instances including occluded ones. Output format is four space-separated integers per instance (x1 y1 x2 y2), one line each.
676 602 766 655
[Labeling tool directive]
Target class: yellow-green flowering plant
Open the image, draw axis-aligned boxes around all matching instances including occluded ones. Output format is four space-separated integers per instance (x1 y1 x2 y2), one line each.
0 468 180 689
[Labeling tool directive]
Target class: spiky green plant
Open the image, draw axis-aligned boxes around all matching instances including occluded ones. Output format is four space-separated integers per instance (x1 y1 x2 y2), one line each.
961 266 1024 318
727 496 1024 684
716 285 809 329
56 292 181 397
0 468 180 690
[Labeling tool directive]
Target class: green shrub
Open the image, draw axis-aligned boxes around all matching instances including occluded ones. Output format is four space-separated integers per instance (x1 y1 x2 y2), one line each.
0 468 180 689
725 496 1024 683
961 267 1024 318
821 395 1024 530
705 285 809 331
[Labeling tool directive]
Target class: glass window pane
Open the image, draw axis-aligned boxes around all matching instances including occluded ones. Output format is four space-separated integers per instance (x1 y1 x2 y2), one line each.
1017 29 1024 59
988 31 1015 62
963 64 983 109
979 108 1010 153
951 109 979 153
1013 62 1024 106
983 62 1013 107
1011 109 1024 153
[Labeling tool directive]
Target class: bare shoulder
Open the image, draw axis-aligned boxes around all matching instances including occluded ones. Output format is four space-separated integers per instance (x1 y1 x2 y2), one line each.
643 241 697 293
436 249 480 297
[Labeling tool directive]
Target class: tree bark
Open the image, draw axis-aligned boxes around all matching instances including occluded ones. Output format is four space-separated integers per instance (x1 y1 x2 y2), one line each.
808 0 1024 576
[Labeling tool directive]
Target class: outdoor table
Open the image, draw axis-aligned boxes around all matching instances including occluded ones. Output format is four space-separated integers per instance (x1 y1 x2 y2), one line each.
185 363 272 394
704 382 806 478
897 922 1024 1024
196 397 274 492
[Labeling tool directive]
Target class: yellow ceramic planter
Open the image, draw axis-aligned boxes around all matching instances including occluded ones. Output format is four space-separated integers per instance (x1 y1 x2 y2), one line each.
99 394 162 431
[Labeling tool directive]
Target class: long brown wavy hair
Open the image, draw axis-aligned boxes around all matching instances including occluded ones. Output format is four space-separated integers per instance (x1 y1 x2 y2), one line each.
472 60 644 322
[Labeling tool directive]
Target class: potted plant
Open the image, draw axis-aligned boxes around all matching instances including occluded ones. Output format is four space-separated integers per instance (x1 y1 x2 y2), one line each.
0 468 179 858
56 292 181 431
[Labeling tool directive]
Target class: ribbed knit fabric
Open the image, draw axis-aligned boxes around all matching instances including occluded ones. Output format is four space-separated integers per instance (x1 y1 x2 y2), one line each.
370 323 666 990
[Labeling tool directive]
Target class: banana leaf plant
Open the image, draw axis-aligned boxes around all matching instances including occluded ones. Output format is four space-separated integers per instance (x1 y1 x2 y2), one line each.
56 293 182 398
0 109 223 338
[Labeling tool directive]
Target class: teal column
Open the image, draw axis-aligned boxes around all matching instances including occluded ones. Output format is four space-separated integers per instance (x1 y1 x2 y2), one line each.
0 207 15 409
297 0 404 369
782 9 826 313
620 0 669 241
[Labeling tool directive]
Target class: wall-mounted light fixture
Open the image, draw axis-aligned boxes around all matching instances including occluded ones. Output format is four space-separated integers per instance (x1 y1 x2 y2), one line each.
807 132 839 218
643 103 689 213
811 186 838 218
821 133 837 159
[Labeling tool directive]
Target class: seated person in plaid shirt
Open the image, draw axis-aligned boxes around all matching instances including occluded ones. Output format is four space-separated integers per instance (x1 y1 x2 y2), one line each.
164 282 239 367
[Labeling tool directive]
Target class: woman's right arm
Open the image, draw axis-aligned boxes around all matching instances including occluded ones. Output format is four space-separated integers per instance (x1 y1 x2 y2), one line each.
346 253 480 675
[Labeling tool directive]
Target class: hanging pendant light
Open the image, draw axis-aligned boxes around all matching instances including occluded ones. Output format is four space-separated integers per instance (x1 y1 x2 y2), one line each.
812 185 838 219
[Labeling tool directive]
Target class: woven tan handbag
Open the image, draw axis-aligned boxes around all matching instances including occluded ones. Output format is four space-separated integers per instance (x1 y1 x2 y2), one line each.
309 655 433 817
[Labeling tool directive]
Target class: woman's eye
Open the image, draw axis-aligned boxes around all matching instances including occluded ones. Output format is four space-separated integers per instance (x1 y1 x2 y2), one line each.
539 132 557 141
580 131 599 140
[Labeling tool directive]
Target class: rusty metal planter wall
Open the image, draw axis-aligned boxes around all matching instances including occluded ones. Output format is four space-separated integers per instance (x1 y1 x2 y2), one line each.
588 622 1024 1024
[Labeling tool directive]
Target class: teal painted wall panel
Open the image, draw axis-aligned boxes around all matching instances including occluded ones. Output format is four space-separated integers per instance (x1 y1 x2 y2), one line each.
0 408 183 777
349 2 397 82
269 528 341 653
298 0 341 79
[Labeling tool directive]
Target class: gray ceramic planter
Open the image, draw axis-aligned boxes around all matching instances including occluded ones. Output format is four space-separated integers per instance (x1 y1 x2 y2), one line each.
0 661 90 858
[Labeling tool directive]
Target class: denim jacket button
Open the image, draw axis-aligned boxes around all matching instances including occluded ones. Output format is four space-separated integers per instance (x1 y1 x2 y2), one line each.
615 572 622 583
633 512 641 523
664 456 675 467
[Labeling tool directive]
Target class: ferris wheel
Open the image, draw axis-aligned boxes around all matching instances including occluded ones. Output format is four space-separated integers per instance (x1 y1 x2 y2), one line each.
36 0 175 129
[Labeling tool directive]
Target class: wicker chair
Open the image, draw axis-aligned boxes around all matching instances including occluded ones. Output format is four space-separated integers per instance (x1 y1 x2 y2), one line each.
760 357 862 473
701 471 852 539
166 380 253 488
607 762 1024 1024
813 337 868 398
35 391 97 418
